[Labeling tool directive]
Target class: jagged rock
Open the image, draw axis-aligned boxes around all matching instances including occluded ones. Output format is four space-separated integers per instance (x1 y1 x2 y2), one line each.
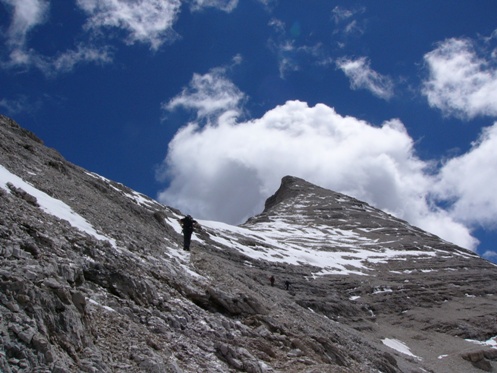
6 182 39 207
461 351 494 371
1 114 497 372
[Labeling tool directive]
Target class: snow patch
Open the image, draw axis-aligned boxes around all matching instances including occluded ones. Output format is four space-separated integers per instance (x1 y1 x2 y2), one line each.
88 298 115 312
86 171 161 209
199 218 441 277
1 165 116 247
382 338 421 360
466 336 497 348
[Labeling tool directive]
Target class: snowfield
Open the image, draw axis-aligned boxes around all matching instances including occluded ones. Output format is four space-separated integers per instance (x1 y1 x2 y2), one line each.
1 165 116 247
200 218 445 276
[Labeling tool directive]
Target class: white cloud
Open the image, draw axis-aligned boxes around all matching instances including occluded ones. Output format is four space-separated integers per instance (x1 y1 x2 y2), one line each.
268 18 285 33
331 5 365 38
1 0 49 48
336 57 394 100
2 43 112 76
422 37 497 119
482 250 497 261
0 95 43 115
0 0 51 69
433 123 497 228
256 0 276 11
76 0 241 50
268 18 331 79
267 19 299 78
49 44 113 73
1 0 240 74
0 97 27 115
0 0 112 74
76 0 182 50
271 43 300 78
163 67 246 121
157 74 482 251
189 0 239 12
332 6 354 23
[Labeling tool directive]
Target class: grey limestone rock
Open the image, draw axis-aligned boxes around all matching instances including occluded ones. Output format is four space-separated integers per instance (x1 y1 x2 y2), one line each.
1 115 497 372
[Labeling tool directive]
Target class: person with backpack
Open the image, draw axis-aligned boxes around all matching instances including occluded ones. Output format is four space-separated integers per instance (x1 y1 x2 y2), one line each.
179 214 197 251
270 275 275 287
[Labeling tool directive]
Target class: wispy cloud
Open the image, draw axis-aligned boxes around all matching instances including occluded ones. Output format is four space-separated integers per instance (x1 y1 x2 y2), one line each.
1 0 49 48
2 43 113 76
77 0 242 51
49 44 113 73
189 0 239 13
163 62 246 122
0 0 242 74
267 19 299 78
331 5 354 23
76 0 182 50
0 0 112 75
268 18 332 79
0 94 50 116
0 96 30 115
336 57 394 100
482 250 497 261
256 0 277 11
331 5 365 38
0 0 50 69
422 37 497 119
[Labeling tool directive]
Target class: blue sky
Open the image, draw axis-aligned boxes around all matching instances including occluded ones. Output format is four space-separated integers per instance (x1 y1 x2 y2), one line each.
1 0 497 262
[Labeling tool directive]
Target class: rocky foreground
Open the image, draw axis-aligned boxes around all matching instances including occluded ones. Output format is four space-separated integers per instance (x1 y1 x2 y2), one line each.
1 114 497 372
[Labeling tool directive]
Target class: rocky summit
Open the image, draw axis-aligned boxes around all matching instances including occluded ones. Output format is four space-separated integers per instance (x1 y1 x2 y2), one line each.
1 114 497 373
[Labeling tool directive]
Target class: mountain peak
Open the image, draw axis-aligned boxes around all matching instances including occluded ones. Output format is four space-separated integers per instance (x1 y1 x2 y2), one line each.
263 175 315 211
255 175 436 250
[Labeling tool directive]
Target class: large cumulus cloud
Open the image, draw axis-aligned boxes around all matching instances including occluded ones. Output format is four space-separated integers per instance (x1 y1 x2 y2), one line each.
432 123 497 228
157 71 484 250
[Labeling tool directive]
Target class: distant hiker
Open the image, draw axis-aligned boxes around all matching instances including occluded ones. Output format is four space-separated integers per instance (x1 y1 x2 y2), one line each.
179 214 197 251
270 275 275 287
284 280 291 290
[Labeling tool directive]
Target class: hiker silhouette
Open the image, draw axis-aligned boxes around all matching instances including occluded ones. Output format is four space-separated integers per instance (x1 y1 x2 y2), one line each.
179 215 197 251
270 275 275 287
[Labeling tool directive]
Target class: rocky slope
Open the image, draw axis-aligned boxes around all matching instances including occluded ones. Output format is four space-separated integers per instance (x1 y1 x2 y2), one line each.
1 114 497 373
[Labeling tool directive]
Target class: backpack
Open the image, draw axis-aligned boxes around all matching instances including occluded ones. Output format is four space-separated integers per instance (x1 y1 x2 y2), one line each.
182 215 194 231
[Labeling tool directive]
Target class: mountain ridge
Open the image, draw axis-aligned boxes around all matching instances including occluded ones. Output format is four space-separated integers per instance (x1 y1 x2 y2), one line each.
1 114 497 372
